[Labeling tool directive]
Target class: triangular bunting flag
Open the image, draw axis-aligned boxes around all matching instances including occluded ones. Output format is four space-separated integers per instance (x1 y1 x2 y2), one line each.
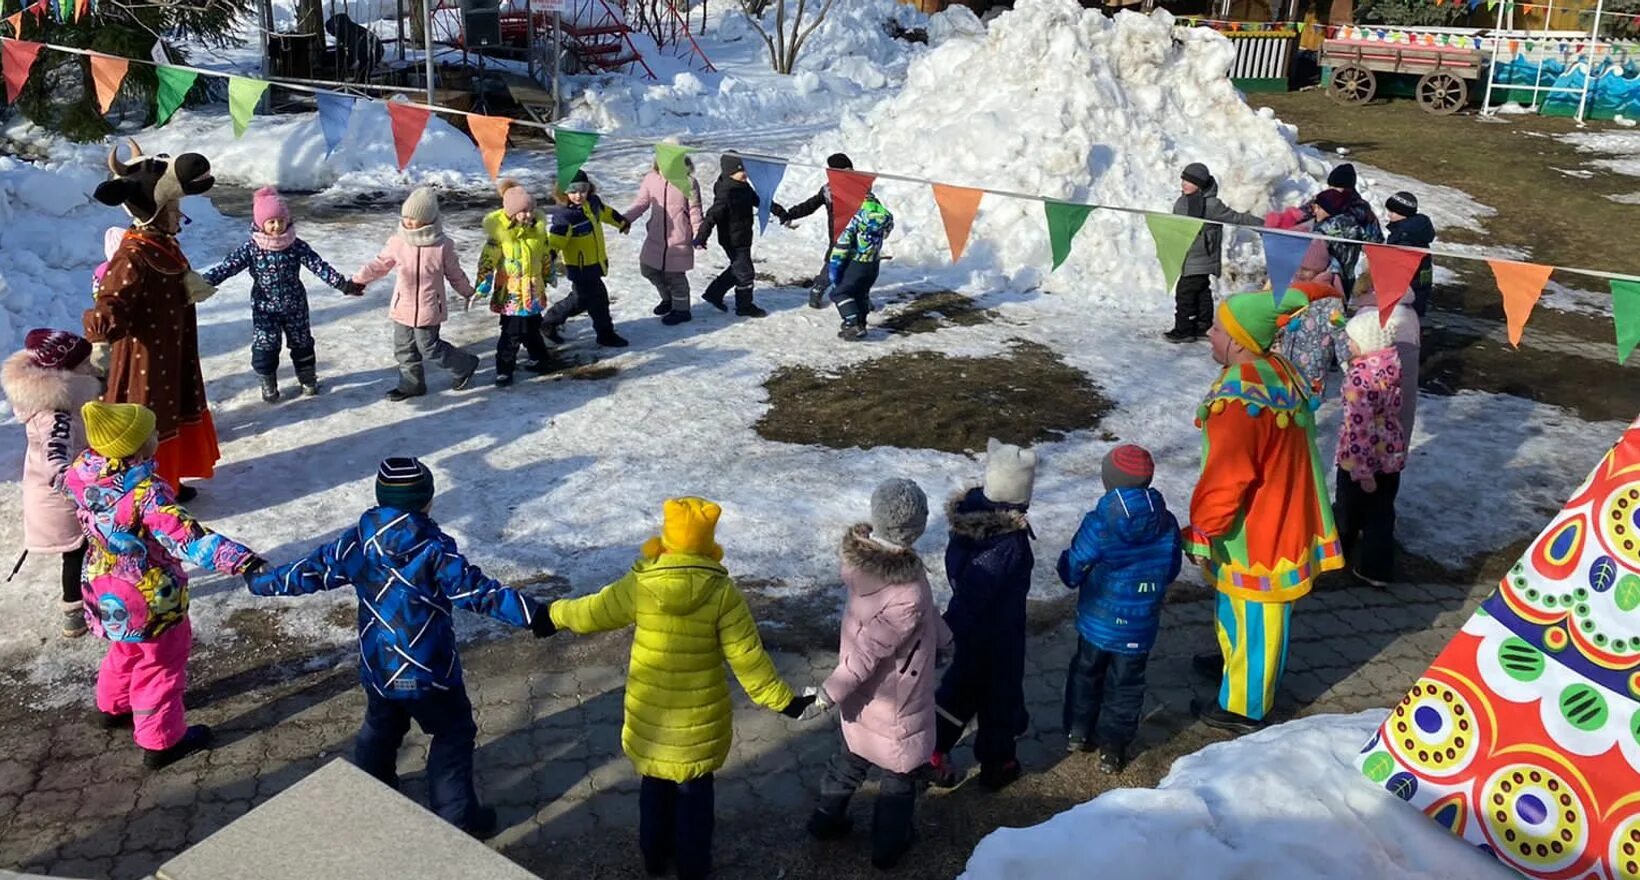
153 66 196 125
73 0 86 20
90 54 127 114
1144 213 1205 293
1613 280 1640 365
740 156 786 233
5 12 21 35
386 101 430 171
552 128 600 189
1260 231 1312 303
1488 259 1553 348
1363 243 1425 322
655 142 695 201
827 169 877 243
3 38 42 103
931 184 983 263
28 0 43 22
1044 200 1095 271
468 114 510 181
315 92 354 156
227 76 267 138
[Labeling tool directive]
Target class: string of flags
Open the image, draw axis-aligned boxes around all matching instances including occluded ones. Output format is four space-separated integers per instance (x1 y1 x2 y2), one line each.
1 0 93 37
3 34 1640 364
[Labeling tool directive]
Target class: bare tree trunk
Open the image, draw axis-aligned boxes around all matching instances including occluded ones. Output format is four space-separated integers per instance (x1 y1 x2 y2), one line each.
409 0 429 48
739 0 836 74
297 0 324 73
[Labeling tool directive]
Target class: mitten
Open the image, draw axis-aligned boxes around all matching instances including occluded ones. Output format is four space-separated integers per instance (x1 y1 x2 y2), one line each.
88 341 112 378
798 686 833 722
344 281 366 296
530 613 557 638
780 692 817 719
182 271 217 304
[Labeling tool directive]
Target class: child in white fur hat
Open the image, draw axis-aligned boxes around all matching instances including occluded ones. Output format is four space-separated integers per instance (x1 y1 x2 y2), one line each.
1335 311 1408 587
930 439 1038 791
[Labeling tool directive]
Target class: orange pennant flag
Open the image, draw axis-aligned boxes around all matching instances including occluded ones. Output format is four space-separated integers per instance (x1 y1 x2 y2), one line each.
90 54 128 114
5 11 21 34
385 102 431 172
1488 259 1553 348
467 114 510 181
931 183 983 263
74 0 86 20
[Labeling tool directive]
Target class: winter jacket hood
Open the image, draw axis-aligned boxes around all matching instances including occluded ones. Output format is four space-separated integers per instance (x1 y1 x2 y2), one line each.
1100 486 1173 546
941 487 1035 648
947 487 1030 541
4 353 101 553
2 351 100 420
840 524 925 592
633 553 725 616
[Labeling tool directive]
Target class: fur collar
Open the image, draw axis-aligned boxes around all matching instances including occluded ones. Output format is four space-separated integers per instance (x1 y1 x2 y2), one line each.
1 351 101 420
840 524 924 586
946 489 1030 540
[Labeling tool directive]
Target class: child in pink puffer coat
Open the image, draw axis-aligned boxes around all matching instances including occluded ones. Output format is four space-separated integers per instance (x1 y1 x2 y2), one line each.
353 187 480 401
1 329 101 639
623 147 704 325
802 478 953 871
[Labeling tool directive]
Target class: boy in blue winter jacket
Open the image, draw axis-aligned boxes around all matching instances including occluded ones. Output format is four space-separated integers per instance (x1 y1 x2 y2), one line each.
244 457 555 837
1056 445 1182 774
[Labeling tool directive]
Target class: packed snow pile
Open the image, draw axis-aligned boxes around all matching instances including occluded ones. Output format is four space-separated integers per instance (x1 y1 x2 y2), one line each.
811 0 1327 297
961 712 1515 880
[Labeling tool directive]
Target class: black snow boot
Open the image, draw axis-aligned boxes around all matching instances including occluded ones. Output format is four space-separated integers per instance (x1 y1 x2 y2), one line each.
293 349 319 396
143 724 213 770
258 373 280 403
870 793 917 870
807 793 854 841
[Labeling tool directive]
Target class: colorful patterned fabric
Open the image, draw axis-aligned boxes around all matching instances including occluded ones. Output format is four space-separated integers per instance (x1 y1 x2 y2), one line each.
1358 416 1640 879
64 451 256 642
827 195 894 285
1275 282 1350 395
1337 348 1407 482
476 209 555 316
1214 592 1293 721
202 236 349 315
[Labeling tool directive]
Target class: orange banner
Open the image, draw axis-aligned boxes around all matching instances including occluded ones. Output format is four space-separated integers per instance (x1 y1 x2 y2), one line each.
931 184 983 264
385 102 430 172
90 54 128 114
5 12 21 35
467 114 510 181
1488 259 1554 348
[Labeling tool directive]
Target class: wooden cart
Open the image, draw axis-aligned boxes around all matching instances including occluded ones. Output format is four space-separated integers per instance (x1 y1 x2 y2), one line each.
1321 37 1486 115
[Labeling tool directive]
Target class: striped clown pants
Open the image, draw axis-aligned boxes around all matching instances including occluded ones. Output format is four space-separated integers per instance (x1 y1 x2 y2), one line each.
1214 592 1294 722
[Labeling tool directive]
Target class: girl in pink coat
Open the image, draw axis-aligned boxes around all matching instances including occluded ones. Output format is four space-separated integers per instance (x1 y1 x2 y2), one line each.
803 478 953 870
353 187 480 401
623 148 704 326
2 330 101 638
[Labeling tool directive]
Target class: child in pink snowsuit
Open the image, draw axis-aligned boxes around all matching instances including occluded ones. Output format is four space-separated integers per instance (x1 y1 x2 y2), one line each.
1 329 102 639
65 402 263 769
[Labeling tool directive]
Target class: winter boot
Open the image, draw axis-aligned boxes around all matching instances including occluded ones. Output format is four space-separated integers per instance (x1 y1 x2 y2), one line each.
258 373 280 403
95 710 133 730
808 280 829 310
925 752 959 789
977 760 1021 791
386 388 424 402
870 793 918 870
494 373 514 388
293 350 319 396
807 793 854 841
174 485 198 503
1097 745 1127 774
596 332 630 348
462 804 498 839
1191 698 1265 735
662 310 693 326
838 322 868 341
702 290 728 312
1191 651 1224 683
736 303 769 318
543 323 565 344
143 724 213 770
452 354 480 391
61 601 87 638
1163 328 1198 344
652 301 673 316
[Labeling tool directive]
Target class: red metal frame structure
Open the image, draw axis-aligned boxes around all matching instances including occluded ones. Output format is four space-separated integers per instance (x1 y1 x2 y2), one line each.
498 0 713 81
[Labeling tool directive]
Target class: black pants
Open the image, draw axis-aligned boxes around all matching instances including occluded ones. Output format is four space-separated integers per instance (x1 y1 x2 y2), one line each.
830 260 881 327
62 542 86 604
495 314 552 376
354 687 481 829
639 774 714 880
545 269 616 338
810 253 833 295
1172 274 1214 335
1335 468 1402 582
1062 637 1148 749
817 747 917 860
704 246 756 310
934 643 1027 767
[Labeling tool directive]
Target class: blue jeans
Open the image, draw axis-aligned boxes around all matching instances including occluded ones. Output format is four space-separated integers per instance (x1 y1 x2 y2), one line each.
1062 637 1149 749
353 687 480 829
639 774 715 880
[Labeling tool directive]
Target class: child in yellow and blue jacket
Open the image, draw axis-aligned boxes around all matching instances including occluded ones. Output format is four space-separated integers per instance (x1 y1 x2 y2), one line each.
542 170 630 349
477 180 559 386
547 497 814 880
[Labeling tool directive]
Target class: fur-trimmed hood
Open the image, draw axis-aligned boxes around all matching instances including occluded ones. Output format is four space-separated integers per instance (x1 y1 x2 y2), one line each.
841 524 924 590
1 351 101 420
946 487 1031 541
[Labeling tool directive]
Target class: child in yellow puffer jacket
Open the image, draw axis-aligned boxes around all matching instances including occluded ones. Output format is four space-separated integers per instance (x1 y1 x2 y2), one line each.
477 180 558 387
548 497 813 880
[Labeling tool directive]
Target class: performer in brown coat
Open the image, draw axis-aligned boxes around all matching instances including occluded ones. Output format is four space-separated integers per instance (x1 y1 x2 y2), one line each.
84 141 220 497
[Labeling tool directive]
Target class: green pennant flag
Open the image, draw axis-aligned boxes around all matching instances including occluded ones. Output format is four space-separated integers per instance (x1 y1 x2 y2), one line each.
228 76 268 138
553 128 600 189
655 142 695 199
1614 280 1640 365
153 66 197 126
1145 213 1205 293
1044 200 1095 270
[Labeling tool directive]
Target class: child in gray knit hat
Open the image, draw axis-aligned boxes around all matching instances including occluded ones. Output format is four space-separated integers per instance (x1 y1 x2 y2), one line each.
800 477 953 870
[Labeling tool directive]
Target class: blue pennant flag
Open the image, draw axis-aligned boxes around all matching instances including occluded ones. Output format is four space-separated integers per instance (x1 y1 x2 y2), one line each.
741 156 787 233
1261 231 1313 304
315 92 355 157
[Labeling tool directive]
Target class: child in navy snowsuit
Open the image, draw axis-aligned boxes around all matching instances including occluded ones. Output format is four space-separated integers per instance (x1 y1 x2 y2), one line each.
931 439 1038 791
202 187 359 401
1056 445 1182 774
1384 191 1436 317
244 457 556 837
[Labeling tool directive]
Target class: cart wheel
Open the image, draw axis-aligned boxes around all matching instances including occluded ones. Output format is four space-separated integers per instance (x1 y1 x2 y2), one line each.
1329 65 1376 105
1417 72 1468 115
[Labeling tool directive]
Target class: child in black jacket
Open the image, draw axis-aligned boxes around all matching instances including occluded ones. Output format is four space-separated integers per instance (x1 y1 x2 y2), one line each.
1384 191 1436 317
695 152 786 319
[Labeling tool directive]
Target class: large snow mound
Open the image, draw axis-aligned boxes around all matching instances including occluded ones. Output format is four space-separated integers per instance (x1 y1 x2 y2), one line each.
961 711 1516 879
811 0 1327 296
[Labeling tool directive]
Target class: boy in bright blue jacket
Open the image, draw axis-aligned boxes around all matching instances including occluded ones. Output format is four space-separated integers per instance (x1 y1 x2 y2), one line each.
245 457 555 837
1056 444 1182 774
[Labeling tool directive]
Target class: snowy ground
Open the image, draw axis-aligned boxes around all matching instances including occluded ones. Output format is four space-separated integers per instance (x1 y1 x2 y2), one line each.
960 712 1516 880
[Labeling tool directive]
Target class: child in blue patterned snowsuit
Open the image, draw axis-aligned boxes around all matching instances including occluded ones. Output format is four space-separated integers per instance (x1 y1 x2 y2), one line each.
202 187 359 402
828 193 894 341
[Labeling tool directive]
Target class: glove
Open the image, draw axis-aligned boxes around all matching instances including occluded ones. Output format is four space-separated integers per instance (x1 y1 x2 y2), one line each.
798 686 833 722
240 555 267 576
182 271 217 304
780 692 817 719
343 280 366 296
88 341 112 378
530 613 557 638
